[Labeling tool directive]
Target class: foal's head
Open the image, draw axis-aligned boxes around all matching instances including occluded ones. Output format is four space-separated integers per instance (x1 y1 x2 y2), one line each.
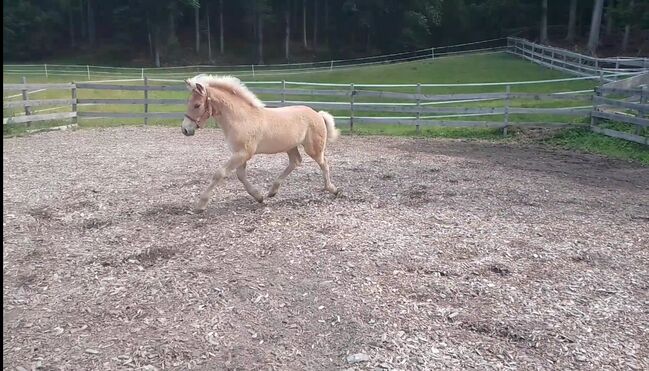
181 79 212 136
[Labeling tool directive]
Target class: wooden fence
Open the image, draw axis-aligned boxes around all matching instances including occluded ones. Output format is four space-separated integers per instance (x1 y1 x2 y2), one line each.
3 79 595 132
591 86 649 145
507 37 649 80
3 79 648 145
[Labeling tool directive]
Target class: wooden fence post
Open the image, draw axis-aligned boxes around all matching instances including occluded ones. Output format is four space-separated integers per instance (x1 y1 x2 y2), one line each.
416 83 421 134
144 76 149 125
71 83 78 126
431 47 435 59
87 65 91 80
330 60 334 71
591 87 599 128
503 84 510 136
350 83 355 133
21 76 32 117
639 86 648 135
251 64 255 77
281 80 286 104
44 64 48 79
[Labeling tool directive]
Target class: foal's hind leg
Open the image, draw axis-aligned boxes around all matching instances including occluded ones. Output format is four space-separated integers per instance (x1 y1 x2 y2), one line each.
304 142 339 195
237 162 264 203
268 148 302 198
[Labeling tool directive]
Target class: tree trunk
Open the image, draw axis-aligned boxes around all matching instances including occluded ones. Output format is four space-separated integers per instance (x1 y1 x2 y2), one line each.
169 10 177 46
566 0 577 42
87 0 95 46
622 0 634 52
80 0 87 40
587 0 605 56
285 2 290 61
154 26 161 67
302 0 308 48
207 3 212 61
605 0 615 37
365 28 370 51
219 0 224 54
69 4 76 48
195 5 200 53
312 0 318 49
540 0 548 44
146 11 153 58
324 0 329 47
257 9 263 65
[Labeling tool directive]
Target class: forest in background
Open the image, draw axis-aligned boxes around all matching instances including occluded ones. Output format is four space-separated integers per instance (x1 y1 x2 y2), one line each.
3 0 649 66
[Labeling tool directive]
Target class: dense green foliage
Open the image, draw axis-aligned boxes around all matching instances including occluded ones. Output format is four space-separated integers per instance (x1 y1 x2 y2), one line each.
4 0 648 66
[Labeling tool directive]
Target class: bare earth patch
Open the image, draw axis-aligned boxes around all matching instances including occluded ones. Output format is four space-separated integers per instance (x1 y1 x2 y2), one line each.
3 127 648 370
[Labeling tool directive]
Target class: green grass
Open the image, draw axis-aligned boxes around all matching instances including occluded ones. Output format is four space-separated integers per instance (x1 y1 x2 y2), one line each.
545 127 649 166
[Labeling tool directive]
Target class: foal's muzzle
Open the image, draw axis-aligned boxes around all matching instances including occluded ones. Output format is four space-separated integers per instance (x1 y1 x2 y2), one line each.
181 118 197 136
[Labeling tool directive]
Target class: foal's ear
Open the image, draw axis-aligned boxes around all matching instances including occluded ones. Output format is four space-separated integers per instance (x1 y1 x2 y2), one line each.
195 82 206 96
184 79 193 91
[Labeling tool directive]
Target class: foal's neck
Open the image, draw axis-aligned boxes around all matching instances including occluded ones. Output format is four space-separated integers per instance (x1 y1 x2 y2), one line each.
208 87 257 135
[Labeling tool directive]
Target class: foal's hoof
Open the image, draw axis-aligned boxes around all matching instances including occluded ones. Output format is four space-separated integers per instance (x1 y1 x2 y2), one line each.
267 191 277 198
195 199 209 212
333 188 343 197
252 193 265 203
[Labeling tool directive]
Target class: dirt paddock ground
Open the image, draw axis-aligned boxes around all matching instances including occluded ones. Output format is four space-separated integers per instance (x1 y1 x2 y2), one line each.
3 127 649 370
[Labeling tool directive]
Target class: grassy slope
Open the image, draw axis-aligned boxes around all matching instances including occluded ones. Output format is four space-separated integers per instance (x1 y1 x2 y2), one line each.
4 52 647 165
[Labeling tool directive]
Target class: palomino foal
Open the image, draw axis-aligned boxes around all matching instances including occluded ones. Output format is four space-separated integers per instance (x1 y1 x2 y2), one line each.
181 74 340 211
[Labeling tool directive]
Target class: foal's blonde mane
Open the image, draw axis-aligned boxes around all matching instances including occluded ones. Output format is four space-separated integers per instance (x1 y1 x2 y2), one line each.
187 74 265 108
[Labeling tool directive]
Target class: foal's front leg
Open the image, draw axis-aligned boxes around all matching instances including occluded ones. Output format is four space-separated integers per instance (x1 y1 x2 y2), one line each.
236 162 264 203
196 151 250 211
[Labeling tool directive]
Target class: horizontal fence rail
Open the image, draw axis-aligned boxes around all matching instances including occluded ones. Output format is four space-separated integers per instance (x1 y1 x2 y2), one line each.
4 78 596 135
4 74 646 145
590 86 648 145
3 38 508 79
507 37 649 80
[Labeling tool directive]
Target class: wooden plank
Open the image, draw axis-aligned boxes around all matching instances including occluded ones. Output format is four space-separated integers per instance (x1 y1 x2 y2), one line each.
75 83 185 91
3 99 76 108
252 88 351 97
592 110 649 127
3 83 74 91
591 125 648 145
355 89 506 101
3 111 76 125
353 118 507 127
76 98 186 105
71 85 77 126
144 76 149 126
508 107 591 115
77 112 184 119
269 101 505 115
21 77 31 116
350 117 579 129
598 87 644 96
507 93 592 101
26 124 78 134
594 96 649 113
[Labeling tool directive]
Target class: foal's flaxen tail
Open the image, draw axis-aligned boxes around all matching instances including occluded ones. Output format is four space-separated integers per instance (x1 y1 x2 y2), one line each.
319 111 340 142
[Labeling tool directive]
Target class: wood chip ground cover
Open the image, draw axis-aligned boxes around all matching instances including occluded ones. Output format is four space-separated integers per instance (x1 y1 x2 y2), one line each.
3 127 648 370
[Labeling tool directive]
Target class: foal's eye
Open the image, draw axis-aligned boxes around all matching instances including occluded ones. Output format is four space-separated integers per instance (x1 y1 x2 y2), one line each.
194 104 201 109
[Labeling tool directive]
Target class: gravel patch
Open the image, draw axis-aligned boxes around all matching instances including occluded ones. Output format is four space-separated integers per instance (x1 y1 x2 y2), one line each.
3 127 649 370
